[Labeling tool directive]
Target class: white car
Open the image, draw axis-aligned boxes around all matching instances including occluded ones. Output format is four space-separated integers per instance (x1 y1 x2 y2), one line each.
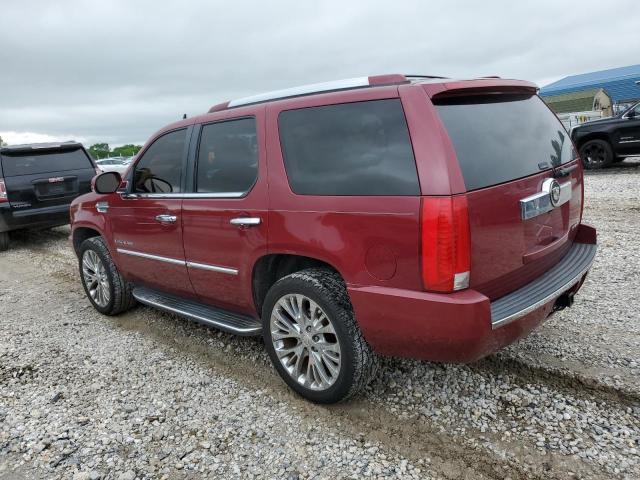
96 157 130 175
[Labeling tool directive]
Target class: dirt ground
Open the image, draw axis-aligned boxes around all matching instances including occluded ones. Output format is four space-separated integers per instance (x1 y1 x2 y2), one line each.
1 159 639 479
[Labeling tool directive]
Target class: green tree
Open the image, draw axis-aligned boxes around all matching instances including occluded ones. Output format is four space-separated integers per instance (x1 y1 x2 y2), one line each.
111 144 142 157
88 143 110 160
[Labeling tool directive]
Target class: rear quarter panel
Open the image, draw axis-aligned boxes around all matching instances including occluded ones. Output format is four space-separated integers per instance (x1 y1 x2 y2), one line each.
264 87 423 290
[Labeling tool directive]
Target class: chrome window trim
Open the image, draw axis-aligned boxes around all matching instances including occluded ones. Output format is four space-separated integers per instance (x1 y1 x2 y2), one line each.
193 117 258 197
117 248 185 266
621 102 640 120
120 192 246 199
116 248 239 275
186 261 238 275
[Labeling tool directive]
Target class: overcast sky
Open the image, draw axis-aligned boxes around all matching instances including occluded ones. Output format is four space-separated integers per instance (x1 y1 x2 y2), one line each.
1 0 639 147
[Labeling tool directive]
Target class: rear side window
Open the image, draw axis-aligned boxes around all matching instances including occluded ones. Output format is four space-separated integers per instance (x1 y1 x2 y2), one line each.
196 118 258 195
0 149 93 177
278 99 419 196
133 129 186 193
435 94 576 191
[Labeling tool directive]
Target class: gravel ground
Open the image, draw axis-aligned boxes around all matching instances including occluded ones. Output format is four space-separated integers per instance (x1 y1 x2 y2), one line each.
1 159 639 479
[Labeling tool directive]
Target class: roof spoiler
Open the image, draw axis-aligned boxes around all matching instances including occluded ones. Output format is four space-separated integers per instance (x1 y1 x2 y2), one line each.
426 79 538 99
0 141 83 155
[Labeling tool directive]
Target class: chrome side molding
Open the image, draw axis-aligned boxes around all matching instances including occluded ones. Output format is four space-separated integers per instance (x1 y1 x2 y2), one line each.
186 261 238 275
116 248 185 266
116 248 238 275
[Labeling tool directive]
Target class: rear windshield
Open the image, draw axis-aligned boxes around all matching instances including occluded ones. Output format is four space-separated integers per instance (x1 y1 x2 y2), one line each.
435 94 576 191
0 149 94 177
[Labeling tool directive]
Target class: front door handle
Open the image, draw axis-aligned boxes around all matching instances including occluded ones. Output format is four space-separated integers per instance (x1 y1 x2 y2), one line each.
155 214 177 224
230 217 261 227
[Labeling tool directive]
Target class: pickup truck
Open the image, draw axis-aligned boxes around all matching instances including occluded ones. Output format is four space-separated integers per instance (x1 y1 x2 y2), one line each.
572 101 640 169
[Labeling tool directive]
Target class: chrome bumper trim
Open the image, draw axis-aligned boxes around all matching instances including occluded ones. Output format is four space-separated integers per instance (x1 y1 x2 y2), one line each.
491 242 597 329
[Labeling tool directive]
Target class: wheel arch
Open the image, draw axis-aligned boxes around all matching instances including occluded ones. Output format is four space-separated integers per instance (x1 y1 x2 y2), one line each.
575 131 612 150
251 253 344 315
72 226 102 256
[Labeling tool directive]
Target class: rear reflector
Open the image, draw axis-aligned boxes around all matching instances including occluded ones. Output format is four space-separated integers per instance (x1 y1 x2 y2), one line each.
421 196 471 292
0 178 7 203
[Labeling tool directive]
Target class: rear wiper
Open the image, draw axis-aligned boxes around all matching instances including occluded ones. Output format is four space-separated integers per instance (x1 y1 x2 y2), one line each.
554 164 578 177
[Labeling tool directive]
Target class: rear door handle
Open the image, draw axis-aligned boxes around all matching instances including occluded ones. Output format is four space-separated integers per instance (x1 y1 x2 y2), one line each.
155 214 177 224
230 217 261 227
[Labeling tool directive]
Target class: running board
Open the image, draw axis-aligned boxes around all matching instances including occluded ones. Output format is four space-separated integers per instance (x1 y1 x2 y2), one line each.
132 286 262 336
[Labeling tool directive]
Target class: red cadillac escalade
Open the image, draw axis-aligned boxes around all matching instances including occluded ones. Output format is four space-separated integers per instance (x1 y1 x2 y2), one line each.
70 74 597 403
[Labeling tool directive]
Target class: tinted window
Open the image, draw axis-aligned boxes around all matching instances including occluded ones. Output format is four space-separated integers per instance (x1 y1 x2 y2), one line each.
133 129 186 193
0 149 93 176
435 94 576 191
278 99 419 196
196 118 258 194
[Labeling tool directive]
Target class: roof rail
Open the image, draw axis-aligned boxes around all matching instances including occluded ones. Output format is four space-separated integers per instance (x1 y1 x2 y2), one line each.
208 74 410 113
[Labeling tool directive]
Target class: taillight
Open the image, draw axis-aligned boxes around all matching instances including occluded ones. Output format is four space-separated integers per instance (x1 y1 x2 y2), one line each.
0 178 7 203
421 195 471 292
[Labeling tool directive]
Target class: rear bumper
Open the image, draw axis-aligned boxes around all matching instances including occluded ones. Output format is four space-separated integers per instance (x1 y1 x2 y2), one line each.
349 224 597 363
0 204 71 232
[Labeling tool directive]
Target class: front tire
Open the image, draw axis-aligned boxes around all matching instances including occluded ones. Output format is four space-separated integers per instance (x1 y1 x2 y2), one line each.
0 232 9 251
79 237 135 315
262 268 378 403
580 139 613 170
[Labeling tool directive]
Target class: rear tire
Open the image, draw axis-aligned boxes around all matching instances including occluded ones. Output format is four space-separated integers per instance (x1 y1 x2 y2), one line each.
79 237 135 315
262 268 378 403
0 232 9 251
580 139 613 170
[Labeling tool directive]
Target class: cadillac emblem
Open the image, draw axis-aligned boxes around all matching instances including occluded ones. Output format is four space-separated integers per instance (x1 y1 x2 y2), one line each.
549 180 561 206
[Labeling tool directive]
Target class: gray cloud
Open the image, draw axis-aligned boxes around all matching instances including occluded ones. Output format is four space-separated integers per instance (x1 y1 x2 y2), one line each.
1 0 639 146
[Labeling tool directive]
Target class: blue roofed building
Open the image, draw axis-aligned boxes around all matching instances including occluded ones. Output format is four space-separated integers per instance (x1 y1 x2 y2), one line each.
540 64 640 118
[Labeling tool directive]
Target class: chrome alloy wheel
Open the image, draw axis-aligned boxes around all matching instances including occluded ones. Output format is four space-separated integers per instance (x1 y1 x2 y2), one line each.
82 250 111 308
270 294 341 391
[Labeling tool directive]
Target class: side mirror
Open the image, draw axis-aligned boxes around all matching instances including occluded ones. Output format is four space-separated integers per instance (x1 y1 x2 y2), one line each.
93 171 122 194
627 109 637 118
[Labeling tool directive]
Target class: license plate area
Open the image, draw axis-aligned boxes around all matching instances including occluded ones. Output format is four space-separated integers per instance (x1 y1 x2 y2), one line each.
33 176 78 199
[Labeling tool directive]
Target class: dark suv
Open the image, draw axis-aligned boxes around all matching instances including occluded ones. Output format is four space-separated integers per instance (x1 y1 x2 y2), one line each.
572 101 640 169
70 75 597 403
0 142 97 251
